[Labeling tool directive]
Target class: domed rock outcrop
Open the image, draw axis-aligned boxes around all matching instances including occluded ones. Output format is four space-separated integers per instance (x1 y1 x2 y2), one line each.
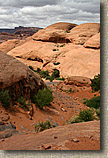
0 52 46 101
67 23 100 45
46 22 77 31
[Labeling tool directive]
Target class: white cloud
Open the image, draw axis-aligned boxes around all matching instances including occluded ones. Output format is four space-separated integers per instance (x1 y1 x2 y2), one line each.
0 0 100 28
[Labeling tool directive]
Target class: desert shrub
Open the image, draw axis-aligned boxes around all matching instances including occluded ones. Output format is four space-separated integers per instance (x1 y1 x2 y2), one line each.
66 108 98 124
46 75 54 82
53 49 57 51
84 96 100 109
53 62 60 65
32 88 54 110
29 66 36 72
52 69 60 78
69 88 75 93
39 70 49 78
90 74 100 92
35 120 55 132
18 96 29 110
66 116 84 124
79 109 95 122
60 44 65 47
0 90 10 108
36 68 41 73
66 30 70 33
56 77 65 81
96 108 100 118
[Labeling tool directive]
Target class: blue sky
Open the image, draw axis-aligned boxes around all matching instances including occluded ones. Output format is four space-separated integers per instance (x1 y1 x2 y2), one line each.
0 0 100 28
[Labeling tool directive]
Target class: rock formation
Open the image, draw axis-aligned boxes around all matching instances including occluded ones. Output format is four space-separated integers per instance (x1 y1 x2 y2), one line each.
0 52 45 101
84 33 100 49
67 23 100 45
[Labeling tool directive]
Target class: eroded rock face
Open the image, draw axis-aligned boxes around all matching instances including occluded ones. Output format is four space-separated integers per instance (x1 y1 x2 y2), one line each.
0 52 46 101
84 33 100 49
67 23 100 45
32 29 71 43
32 22 77 43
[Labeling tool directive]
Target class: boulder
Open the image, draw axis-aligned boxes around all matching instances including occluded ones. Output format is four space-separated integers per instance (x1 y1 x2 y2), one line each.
0 52 46 101
67 23 100 45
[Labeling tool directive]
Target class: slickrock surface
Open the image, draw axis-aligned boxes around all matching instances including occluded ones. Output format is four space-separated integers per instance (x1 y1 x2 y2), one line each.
5 22 100 78
0 37 32 53
0 120 100 150
84 33 100 49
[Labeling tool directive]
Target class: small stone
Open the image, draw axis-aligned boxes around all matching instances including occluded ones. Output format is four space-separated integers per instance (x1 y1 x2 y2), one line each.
61 107 67 112
0 139 5 142
43 144 51 150
72 138 79 142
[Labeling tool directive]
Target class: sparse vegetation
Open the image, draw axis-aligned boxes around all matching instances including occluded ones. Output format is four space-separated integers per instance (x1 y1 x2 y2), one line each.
35 120 56 132
69 88 75 93
90 74 100 92
32 88 54 110
66 108 96 124
52 69 60 78
60 44 65 47
0 90 10 108
18 96 29 110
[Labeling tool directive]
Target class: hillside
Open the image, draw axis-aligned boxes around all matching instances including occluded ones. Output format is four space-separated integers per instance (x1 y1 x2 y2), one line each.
0 22 100 150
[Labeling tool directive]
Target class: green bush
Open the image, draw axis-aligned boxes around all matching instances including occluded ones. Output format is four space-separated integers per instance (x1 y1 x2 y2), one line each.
56 77 65 81
53 62 60 65
53 49 57 51
46 75 54 82
36 68 41 73
90 74 100 92
35 120 55 132
69 88 75 93
0 90 10 108
66 30 70 33
52 69 60 78
32 88 54 110
84 96 100 109
39 70 49 78
79 109 95 122
18 97 29 110
29 66 36 72
60 44 65 47
66 116 84 124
